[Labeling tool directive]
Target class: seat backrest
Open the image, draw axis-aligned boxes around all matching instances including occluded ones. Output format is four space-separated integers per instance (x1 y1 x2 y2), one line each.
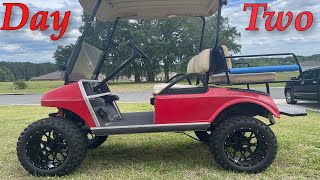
187 45 232 74
187 49 211 74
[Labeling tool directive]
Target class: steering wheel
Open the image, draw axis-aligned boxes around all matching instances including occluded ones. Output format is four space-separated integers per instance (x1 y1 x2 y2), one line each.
128 41 152 63
93 41 153 91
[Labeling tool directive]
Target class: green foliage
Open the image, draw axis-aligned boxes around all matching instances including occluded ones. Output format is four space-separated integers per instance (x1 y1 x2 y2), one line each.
0 62 57 81
0 66 14 82
54 14 242 82
53 44 75 69
13 80 28 90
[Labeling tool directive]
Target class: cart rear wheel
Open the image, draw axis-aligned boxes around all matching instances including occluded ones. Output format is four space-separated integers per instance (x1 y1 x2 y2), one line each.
194 131 211 144
17 117 87 176
209 116 277 173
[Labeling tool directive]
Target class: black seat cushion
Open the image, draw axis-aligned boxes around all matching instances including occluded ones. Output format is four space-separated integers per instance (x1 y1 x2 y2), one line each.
209 46 227 74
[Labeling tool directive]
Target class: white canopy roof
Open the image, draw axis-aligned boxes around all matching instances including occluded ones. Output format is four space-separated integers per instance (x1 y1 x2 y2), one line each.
79 0 220 21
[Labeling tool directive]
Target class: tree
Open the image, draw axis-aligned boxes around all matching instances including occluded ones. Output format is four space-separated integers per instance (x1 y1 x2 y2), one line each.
202 16 242 53
0 66 14 82
53 14 242 82
53 44 75 68
0 62 57 81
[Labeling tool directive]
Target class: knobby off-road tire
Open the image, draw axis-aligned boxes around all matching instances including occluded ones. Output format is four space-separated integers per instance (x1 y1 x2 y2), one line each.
65 114 107 149
86 131 108 149
194 131 211 144
209 116 278 173
17 117 88 176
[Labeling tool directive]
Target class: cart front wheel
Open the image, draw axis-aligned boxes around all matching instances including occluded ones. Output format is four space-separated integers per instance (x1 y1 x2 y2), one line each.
86 131 108 149
209 116 277 173
17 117 87 176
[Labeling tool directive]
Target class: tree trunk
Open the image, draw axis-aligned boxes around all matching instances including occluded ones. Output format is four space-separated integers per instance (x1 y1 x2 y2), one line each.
164 61 170 81
134 73 141 82
147 71 155 82
164 71 169 81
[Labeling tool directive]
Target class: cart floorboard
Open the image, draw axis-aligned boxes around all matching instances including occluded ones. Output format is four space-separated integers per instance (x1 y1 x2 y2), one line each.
107 112 155 127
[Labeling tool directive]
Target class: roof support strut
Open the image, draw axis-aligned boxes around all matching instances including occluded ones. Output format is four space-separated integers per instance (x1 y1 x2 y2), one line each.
64 0 103 84
199 16 206 52
94 17 120 79
213 0 223 49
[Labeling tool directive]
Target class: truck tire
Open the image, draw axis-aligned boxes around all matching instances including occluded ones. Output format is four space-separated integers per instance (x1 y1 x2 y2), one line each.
17 117 88 176
209 116 277 173
285 89 297 104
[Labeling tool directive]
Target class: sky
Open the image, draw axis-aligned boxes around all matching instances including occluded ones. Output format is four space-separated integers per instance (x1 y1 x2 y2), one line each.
0 0 319 63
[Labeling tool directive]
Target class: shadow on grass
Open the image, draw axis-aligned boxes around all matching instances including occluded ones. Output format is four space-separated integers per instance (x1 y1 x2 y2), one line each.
81 139 221 172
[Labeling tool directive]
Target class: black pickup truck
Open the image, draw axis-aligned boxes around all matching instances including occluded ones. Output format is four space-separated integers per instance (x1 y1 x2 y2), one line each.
285 67 320 104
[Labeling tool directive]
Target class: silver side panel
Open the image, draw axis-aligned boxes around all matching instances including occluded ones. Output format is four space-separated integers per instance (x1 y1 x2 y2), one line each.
91 122 210 135
78 80 101 127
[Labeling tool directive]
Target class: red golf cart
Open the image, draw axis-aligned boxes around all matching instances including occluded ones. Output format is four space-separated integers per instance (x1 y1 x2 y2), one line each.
17 0 307 176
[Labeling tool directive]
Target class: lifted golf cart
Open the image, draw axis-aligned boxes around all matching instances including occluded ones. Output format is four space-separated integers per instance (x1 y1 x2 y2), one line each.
17 0 307 176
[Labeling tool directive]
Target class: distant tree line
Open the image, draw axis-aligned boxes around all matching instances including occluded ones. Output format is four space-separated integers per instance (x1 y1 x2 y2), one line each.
0 66 14 82
0 61 57 82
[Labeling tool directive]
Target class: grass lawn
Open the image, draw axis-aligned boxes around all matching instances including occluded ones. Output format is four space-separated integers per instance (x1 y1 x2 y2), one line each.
0 103 319 179
0 81 64 94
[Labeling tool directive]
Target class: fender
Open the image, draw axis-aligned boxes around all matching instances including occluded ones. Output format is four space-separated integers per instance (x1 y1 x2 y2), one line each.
209 97 280 123
41 82 96 127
